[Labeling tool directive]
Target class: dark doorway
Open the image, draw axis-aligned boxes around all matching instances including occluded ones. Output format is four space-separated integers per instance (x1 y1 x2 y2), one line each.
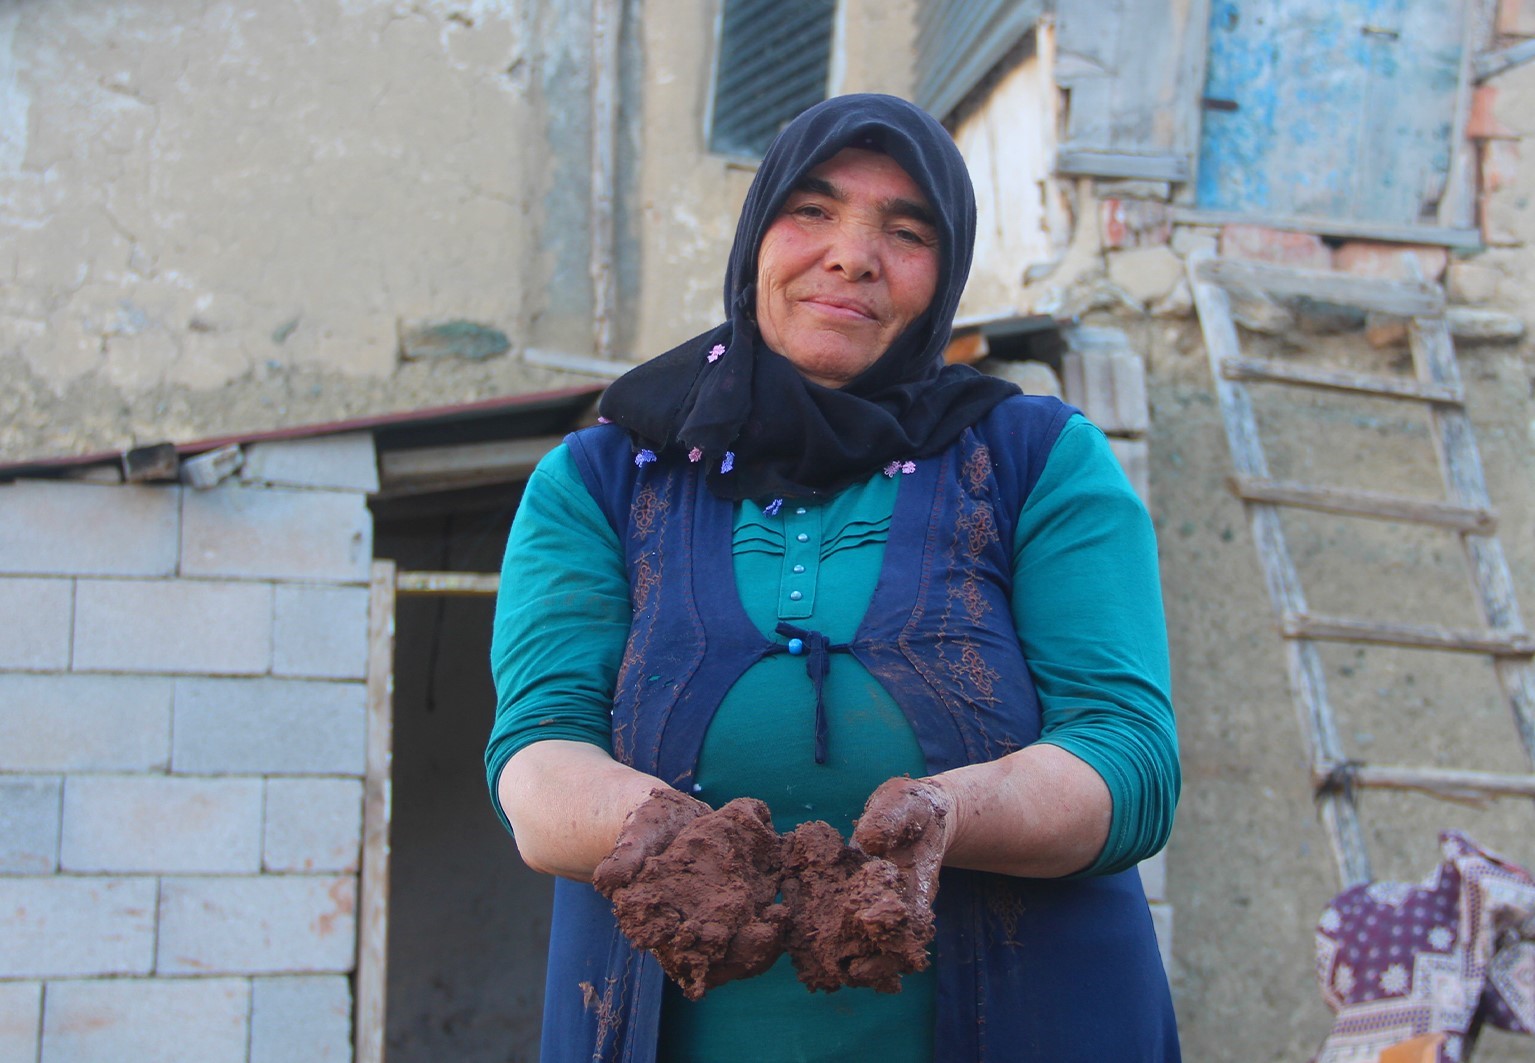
374 483 553 1063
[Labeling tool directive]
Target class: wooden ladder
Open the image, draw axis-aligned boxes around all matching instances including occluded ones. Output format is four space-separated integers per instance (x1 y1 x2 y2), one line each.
1186 249 1535 888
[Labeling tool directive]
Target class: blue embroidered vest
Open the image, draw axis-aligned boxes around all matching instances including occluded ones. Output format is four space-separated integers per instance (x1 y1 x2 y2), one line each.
539 395 1179 1062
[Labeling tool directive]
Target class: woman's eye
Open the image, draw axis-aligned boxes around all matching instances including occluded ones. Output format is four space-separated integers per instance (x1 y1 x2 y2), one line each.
894 227 933 247
793 203 828 219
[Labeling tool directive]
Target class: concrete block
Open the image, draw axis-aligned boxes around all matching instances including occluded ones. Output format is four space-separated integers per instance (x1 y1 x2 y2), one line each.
0 982 41 1063
0 674 172 772
1332 241 1447 283
0 480 180 577
61 775 263 874
242 432 379 493
250 976 353 1063
1108 437 1151 505
264 777 364 873
181 485 372 583
41 978 249 1063
1062 347 1149 435
1446 260 1502 304
158 875 357 974
1138 849 1167 902
0 577 72 669
1149 901 1174 977
273 584 370 679
73 578 273 675
0 877 156 977
1446 306 1526 343
173 677 367 776
1219 224 1332 270
0 776 61 873
986 359 1062 399
1170 224 1218 257
1106 246 1183 304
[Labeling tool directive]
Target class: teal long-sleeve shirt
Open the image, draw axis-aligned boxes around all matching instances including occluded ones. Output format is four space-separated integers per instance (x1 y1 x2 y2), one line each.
485 413 1180 876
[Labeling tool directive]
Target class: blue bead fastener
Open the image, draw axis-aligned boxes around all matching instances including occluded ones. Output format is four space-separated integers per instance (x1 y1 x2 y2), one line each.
787 638 805 655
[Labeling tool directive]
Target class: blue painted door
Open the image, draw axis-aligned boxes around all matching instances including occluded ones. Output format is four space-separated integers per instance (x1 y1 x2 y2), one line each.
1196 0 1465 225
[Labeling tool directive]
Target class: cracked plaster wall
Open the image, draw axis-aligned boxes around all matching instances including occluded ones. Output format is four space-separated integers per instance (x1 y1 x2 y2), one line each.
0 0 584 461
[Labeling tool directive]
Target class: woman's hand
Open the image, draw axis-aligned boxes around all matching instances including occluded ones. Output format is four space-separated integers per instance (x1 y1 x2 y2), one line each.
851 776 953 911
595 794 790 1001
591 786 709 895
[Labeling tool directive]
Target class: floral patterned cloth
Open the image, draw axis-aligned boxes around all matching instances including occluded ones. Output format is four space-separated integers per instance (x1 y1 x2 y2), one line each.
1313 831 1535 1062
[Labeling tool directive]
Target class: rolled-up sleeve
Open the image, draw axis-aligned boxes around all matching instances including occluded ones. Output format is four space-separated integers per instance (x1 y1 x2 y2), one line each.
484 444 632 835
1012 415 1180 875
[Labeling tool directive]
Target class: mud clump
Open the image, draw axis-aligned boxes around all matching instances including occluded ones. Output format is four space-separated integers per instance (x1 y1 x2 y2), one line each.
597 796 789 1001
780 820 934 994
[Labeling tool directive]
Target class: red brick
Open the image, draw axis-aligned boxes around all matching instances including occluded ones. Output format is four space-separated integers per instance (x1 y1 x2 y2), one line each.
1219 225 1332 270
1101 198 1171 250
1333 241 1447 283
1467 86 1515 141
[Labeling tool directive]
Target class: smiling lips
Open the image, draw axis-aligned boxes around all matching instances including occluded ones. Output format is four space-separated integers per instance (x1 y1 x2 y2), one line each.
799 294 881 323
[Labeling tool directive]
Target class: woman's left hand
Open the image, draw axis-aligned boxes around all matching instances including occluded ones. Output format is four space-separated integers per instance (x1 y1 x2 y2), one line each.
851 777 953 911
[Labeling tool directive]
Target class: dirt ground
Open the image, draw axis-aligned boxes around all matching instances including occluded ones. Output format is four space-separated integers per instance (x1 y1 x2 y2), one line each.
1138 314 1535 1061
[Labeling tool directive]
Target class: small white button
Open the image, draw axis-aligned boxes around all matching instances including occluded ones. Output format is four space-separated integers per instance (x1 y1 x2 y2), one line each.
789 590 803 601
796 533 809 543
792 564 805 574
796 507 807 515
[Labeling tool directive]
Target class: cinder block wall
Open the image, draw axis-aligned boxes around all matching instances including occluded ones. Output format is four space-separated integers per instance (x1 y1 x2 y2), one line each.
0 433 377 1063
1056 325 1173 970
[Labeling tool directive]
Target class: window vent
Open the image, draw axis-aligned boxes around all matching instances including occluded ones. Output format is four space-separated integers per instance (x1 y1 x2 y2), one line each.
915 0 1042 121
709 0 836 159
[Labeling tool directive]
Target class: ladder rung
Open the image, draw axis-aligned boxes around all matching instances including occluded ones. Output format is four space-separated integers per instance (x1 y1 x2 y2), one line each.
1221 357 1464 404
1230 476 1497 533
1195 257 1446 316
1282 612 1535 656
1314 762 1535 801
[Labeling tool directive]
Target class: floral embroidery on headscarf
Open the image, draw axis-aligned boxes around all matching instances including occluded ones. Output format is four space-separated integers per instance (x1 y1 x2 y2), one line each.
720 451 735 473
634 449 657 468
707 343 726 363
688 447 704 463
764 498 784 517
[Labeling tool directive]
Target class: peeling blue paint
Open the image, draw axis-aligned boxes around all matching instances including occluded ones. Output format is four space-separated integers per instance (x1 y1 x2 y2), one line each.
1197 0 1464 225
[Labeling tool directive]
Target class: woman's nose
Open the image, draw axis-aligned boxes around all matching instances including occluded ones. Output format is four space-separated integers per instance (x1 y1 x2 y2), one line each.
823 222 880 280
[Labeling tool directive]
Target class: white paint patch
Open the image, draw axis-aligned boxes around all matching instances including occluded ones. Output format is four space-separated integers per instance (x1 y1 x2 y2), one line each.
0 7 30 174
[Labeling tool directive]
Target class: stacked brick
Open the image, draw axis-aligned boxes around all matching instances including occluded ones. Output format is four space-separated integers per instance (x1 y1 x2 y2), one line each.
0 433 377 1063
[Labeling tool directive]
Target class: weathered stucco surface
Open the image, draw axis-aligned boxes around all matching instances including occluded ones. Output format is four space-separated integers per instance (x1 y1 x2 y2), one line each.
4 2 1535 1060
0 0 585 461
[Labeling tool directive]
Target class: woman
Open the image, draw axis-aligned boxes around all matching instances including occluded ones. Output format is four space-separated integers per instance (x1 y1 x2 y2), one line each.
487 93 1180 1062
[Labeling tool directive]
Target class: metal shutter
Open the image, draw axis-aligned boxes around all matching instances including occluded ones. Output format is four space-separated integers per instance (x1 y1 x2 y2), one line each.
709 0 837 158
915 0 1043 120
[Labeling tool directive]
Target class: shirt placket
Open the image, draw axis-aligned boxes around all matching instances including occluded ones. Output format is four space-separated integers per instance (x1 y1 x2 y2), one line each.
778 503 820 620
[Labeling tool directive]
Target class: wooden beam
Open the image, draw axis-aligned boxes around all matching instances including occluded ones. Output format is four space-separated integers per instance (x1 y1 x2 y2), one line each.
1195 257 1446 317
395 570 500 597
1281 611 1535 656
1220 357 1463 405
1317 762 1535 802
1229 475 1497 533
377 435 564 494
1474 37 1535 81
1170 206 1482 250
1056 148 1190 182
356 560 397 1063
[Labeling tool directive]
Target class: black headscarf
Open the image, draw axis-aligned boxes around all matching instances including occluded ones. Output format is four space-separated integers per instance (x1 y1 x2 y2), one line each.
598 93 1018 501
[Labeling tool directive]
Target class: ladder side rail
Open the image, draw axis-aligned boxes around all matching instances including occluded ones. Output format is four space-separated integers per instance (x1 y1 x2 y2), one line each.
1410 320 1535 766
1190 251 1374 886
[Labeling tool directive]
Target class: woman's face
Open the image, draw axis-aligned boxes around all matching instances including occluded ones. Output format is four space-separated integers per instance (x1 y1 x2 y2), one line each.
754 148 940 389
